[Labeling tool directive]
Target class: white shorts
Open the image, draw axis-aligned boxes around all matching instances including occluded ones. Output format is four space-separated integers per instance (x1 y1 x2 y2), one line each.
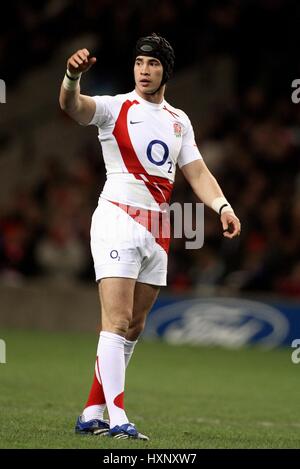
90 198 168 286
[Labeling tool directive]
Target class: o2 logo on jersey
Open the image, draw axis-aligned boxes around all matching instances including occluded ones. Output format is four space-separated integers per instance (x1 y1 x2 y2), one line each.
146 140 172 173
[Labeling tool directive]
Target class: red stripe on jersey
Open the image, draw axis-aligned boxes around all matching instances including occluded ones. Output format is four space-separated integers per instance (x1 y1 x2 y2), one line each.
112 99 144 174
109 200 171 253
113 391 125 409
112 100 173 206
137 174 173 206
163 105 179 119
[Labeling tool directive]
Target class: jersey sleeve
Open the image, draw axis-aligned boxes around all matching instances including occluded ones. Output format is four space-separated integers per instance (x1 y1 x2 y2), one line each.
177 117 203 169
87 95 114 127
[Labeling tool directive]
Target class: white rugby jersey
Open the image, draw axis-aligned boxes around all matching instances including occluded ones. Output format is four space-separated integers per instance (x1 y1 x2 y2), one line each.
88 89 202 210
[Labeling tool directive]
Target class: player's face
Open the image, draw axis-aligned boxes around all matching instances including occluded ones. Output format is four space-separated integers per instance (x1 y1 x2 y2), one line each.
134 56 163 95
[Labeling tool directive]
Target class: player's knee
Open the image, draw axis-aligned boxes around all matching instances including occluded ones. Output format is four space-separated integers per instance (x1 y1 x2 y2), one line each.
105 319 130 336
128 317 146 338
103 309 132 336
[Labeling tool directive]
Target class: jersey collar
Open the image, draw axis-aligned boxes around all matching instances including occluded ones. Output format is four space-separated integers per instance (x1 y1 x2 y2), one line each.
131 90 165 110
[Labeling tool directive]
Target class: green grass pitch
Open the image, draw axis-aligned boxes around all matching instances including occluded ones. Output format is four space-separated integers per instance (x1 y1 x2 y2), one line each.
0 328 299 449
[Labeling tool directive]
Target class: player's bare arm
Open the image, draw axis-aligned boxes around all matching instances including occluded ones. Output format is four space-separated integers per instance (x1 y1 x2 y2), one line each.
181 159 241 238
59 48 97 125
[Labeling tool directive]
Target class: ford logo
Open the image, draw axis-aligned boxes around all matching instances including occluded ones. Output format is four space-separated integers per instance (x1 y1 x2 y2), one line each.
145 298 289 349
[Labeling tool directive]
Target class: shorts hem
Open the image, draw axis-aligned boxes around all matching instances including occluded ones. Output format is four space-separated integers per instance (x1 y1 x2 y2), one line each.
137 272 167 287
94 264 139 282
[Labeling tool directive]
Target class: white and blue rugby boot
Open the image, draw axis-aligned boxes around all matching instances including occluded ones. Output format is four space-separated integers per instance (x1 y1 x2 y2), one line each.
75 415 110 436
109 423 149 440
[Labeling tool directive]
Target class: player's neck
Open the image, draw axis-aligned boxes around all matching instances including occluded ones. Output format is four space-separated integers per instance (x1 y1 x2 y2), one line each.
135 86 165 104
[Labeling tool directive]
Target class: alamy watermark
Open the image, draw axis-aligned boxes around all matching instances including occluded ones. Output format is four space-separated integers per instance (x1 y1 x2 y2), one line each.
291 339 300 364
291 79 300 104
0 339 6 364
0 79 6 103
101 202 205 250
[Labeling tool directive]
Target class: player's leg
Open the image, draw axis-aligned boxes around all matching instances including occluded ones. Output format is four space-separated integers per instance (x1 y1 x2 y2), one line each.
123 235 167 370
124 282 160 379
103 280 159 440
99 277 135 335
96 277 135 428
80 281 159 431
106 285 161 440
112 245 166 437
77 200 145 436
78 201 162 439
79 307 106 428
77 277 137 435
97 277 149 440
126 281 160 341
126 238 167 344
76 315 109 435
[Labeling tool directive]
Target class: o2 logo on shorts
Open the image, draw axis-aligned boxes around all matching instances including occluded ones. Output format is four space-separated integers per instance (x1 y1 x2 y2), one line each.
146 140 173 173
110 250 120 261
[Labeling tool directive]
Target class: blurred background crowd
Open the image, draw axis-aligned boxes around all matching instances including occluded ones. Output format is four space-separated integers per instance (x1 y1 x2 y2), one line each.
0 0 300 297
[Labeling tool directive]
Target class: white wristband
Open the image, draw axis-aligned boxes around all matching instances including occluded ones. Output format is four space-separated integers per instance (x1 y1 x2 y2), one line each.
211 197 234 215
62 69 82 91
